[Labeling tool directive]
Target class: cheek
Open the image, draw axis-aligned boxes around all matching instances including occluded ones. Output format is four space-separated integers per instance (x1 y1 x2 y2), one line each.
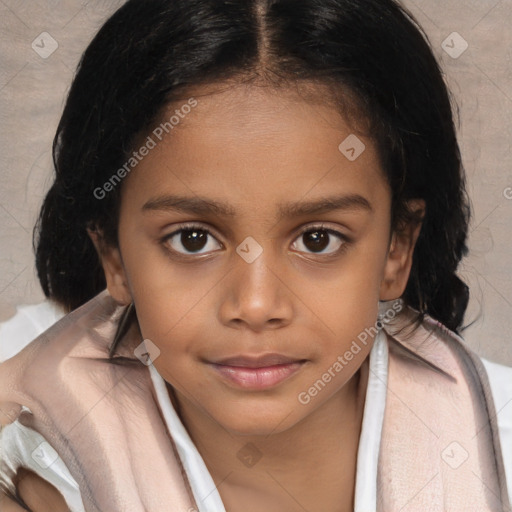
116 225 215 337
119 210 389 354
128 274 209 349
312 245 387 332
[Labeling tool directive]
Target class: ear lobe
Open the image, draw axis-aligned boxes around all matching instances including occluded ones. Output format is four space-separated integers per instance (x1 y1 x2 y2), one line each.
379 199 425 301
87 228 132 305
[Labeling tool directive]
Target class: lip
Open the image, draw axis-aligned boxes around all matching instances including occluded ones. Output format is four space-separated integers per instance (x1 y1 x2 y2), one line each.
207 354 307 390
212 353 303 368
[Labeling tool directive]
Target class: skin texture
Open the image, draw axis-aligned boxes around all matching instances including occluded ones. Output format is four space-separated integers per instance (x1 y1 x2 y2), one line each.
4 82 424 511
99 83 424 511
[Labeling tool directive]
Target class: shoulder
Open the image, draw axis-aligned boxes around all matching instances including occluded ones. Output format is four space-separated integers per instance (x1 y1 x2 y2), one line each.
383 309 512 503
0 290 142 442
0 292 146 509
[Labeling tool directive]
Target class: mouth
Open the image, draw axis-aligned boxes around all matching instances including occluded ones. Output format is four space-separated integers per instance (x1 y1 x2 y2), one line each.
206 353 308 390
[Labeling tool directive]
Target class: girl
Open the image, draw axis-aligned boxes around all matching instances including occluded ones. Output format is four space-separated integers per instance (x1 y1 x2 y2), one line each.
1 0 511 510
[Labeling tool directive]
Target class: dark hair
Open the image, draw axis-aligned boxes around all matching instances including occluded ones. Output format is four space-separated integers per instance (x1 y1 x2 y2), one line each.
34 0 470 337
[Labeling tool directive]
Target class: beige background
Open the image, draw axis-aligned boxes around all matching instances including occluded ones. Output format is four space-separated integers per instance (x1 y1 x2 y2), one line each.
0 0 511 365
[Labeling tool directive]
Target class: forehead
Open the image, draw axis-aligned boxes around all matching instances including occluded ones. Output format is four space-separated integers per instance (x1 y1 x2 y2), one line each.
121 83 390 218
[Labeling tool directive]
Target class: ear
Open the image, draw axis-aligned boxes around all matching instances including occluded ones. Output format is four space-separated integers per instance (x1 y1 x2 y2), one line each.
379 199 425 301
87 228 132 305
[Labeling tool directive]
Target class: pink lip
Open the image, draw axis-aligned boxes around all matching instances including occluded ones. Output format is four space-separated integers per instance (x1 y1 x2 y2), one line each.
212 353 303 368
208 359 306 390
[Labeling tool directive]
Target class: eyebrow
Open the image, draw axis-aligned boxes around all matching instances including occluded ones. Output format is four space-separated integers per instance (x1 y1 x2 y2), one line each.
142 193 373 220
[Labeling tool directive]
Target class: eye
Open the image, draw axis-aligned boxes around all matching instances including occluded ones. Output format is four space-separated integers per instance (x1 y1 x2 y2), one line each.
291 224 348 256
163 224 222 255
162 222 349 258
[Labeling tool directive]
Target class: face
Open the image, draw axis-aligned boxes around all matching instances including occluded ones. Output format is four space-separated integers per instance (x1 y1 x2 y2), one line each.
98 83 423 435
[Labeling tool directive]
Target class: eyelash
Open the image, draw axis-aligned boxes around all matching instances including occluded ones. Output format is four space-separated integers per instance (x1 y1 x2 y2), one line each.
161 222 351 259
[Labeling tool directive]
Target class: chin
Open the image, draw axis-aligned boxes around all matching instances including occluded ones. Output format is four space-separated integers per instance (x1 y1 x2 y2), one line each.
225 421 289 437
216 405 303 437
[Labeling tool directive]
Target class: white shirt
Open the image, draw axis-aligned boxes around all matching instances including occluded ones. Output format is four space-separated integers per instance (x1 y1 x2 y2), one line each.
0 303 510 511
0 300 64 362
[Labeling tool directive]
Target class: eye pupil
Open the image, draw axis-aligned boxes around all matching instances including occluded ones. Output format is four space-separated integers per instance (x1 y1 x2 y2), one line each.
303 230 329 252
181 229 207 252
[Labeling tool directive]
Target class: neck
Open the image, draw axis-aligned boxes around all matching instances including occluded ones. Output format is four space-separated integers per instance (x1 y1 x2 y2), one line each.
168 357 370 511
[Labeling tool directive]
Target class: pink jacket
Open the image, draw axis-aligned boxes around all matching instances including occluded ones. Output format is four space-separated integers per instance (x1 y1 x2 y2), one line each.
0 290 510 511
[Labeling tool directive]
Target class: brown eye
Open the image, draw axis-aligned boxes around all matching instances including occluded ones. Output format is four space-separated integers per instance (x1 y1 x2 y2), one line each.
291 227 347 255
164 225 222 255
179 229 208 252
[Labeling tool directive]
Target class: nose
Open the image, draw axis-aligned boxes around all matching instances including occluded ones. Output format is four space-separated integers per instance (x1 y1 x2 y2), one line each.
217 245 294 332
